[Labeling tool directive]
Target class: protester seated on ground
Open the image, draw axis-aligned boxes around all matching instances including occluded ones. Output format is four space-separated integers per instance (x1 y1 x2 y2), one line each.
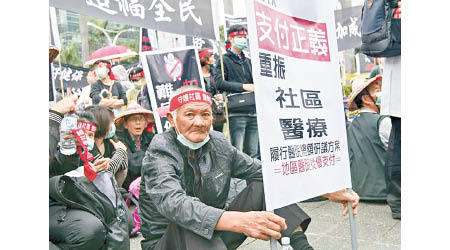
347 75 392 201
139 86 360 250
115 103 155 190
49 95 79 177
49 107 131 250
84 105 129 187
90 60 128 116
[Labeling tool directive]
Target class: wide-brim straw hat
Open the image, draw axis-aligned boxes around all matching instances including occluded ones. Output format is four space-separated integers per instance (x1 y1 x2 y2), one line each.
348 75 382 111
114 103 154 129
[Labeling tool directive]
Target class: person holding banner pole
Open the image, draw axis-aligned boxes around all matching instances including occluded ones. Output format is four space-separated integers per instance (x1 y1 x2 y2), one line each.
214 24 258 204
139 86 360 250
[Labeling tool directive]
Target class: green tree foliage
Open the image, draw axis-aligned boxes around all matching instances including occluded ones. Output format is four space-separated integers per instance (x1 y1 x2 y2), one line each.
343 84 352 98
56 10 139 67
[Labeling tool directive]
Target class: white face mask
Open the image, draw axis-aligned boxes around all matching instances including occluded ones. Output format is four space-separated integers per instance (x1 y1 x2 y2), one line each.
173 113 210 150
95 67 108 80
87 138 95 151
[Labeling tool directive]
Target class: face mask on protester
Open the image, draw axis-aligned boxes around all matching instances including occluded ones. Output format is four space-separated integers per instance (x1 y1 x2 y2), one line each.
87 138 95 151
133 80 143 89
173 113 210 150
105 123 116 139
233 37 248 50
95 67 108 80
375 92 382 106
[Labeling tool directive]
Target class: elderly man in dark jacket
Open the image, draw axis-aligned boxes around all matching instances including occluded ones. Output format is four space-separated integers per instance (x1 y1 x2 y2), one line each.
139 86 360 250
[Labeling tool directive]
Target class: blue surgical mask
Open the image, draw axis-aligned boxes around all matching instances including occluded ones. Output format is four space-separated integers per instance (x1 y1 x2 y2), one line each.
177 133 210 150
87 138 95 151
95 67 108 80
375 92 382 106
105 123 115 139
173 116 210 150
233 37 248 50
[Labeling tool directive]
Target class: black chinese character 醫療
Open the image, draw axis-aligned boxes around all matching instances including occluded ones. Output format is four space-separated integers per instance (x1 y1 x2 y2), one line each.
279 118 304 140
301 89 323 109
275 87 286 108
307 118 328 138
259 52 273 77
273 55 285 79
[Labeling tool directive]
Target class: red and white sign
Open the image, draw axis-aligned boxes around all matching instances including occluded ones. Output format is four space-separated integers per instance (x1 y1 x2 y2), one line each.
254 1 330 62
247 0 352 211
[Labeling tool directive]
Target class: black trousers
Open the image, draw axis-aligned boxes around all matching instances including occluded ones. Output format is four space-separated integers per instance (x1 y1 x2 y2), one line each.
151 181 311 250
49 205 106 250
385 117 401 217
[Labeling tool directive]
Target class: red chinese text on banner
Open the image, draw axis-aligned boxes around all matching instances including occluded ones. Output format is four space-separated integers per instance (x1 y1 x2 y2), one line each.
254 1 330 62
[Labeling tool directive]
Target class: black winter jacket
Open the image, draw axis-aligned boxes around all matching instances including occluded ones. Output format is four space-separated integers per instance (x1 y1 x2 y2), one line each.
116 130 154 190
213 50 253 93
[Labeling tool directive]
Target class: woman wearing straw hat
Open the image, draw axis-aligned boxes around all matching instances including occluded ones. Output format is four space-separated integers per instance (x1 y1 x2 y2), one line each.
347 75 392 201
115 103 155 190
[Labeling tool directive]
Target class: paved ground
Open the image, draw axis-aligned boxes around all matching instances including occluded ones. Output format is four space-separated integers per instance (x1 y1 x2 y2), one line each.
131 200 400 249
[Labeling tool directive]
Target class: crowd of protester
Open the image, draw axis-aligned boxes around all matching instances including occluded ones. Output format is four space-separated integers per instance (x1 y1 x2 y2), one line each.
48 23 404 250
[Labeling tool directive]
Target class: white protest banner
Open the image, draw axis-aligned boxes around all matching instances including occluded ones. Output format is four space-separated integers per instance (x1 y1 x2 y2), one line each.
247 0 352 211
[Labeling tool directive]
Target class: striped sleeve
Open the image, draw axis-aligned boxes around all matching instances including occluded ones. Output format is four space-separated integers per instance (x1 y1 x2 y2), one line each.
107 148 128 175
49 110 63 124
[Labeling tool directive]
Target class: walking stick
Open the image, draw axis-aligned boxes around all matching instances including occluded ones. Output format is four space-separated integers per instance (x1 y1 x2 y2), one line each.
58 53 64 98
347 188 358 250
217 41 231 142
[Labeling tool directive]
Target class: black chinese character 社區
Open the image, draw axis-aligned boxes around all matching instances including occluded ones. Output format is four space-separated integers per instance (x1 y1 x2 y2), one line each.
301 89 323 109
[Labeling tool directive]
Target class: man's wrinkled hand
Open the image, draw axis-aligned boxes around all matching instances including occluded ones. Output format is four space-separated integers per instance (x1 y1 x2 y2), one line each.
323 189 360 216
239 211 287 241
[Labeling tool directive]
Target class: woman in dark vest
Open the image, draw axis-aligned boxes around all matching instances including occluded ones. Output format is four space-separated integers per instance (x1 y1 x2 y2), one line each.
347 75 392 201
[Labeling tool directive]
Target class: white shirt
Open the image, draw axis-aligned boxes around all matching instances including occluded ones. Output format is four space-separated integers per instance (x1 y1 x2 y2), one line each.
360 107 392 148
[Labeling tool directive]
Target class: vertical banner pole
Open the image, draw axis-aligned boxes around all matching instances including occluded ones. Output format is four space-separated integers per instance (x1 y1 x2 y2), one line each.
58 54 64 98
217 41 231 141
347 188 357 250
269 211 278 250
